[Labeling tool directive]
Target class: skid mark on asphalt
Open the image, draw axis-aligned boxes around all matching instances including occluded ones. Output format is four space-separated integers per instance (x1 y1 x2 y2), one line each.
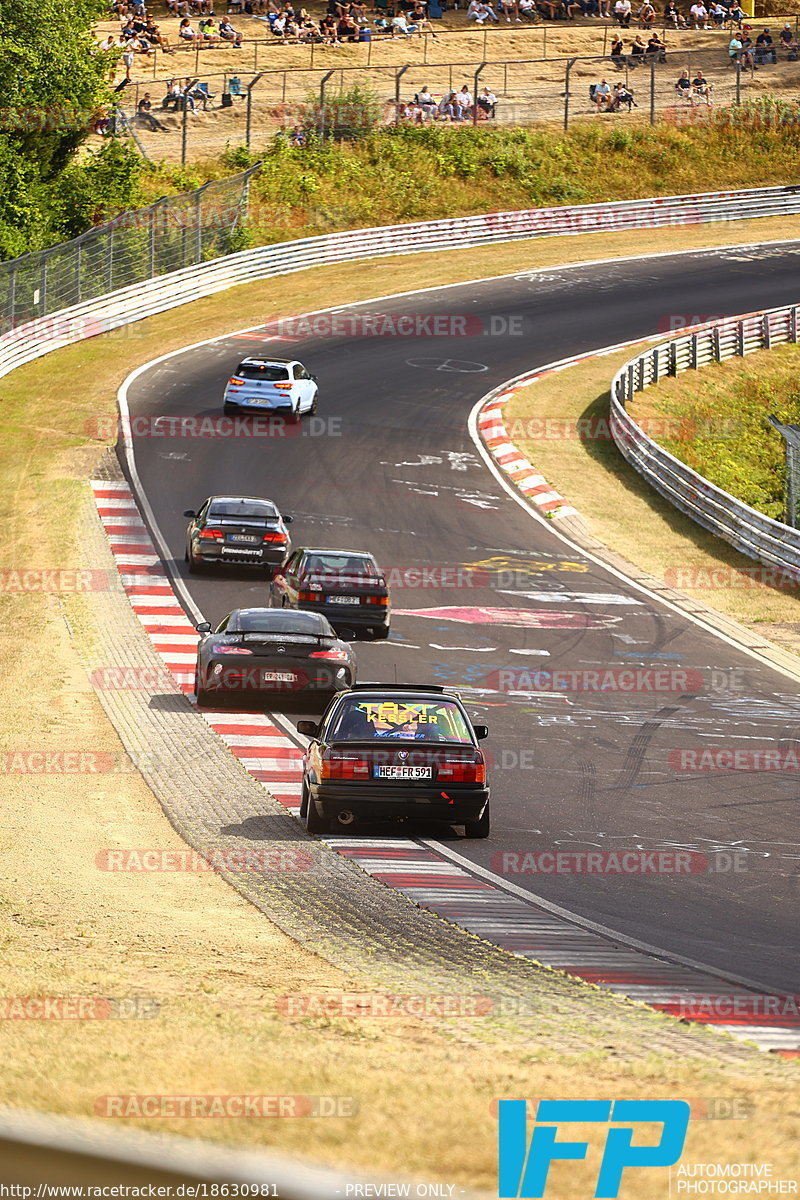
92 480 800 1053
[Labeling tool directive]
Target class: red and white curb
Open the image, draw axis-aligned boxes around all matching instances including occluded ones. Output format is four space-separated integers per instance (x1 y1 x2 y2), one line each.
92 479 800 1055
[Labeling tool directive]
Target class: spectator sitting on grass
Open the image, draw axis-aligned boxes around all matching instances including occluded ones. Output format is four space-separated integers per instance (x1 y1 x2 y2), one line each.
416 86 437 116
756 28 776 63
137 92 170 129
349 0 368 19
675 67 691 96
438 91 458 118
219 17 244 43
498 0 522 19
614 0 632 27
410 2 440 33
610 34 625 63
338 13 360 37
664 0 685 26
689 0 708 27
629 34 646 61
477 85 497 115
455 84 473 117
319 14 339 39
727 31 743 62
592 77 612 106
145 20 173 51
391 11 418 32
740 27 756 66
709 2 726 25
691 68 712 98
646 30 666 58
638 0 655 24
780 23 798 53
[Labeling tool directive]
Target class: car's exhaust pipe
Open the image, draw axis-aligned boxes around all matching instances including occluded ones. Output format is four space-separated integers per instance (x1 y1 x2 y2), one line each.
336 810 355 826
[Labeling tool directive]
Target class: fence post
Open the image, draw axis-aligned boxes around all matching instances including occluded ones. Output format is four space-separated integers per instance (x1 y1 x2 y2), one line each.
148 205 156 277
9 264 16 330
181 97 189 165
246 72 264 150
791 306 798 344
736 320 745 357
563 57 576 131
310 41 315 67
543 26 546 57
395 65 411 123
195 44 200 75
503 61 507 92
76 241 82 305
319 69 336 140
712 324 721 361
735 59 741 104
195 188 203 263
108 229 114 294
473 62 487 125
40 252 48 315
254 40 259 70
650 55 656 124
763 312 771 349
690 332 698 368
483 27 487 58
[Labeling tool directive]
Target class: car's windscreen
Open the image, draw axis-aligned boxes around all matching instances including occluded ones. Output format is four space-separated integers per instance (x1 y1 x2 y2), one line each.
208 501 278 521
304 554 378 577
237 363 290 381
328 699 472 743
231 610 329 634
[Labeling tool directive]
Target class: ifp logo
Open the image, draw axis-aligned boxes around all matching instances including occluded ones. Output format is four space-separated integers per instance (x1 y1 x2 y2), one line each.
498 1099 690 1197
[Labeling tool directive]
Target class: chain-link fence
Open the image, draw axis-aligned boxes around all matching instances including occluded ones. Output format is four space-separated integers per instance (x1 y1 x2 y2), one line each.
0 167 259 334
117 41 763 160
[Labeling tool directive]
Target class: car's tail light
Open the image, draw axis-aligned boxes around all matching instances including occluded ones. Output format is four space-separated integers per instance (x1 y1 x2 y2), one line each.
215 647 252 655
321 752 370 780
199 528 223 540
272 382 293 390
298 590 320 602
262 532 288 543
365 595 389 606
309 649 349 661
437 755 485 784
228 377 244 386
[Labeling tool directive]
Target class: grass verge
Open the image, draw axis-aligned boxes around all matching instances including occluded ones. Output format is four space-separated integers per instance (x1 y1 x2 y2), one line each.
1 221 799 1188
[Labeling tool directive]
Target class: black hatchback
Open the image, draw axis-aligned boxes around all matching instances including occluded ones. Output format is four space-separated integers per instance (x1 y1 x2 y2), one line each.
297 684 490 837
194 608 356 707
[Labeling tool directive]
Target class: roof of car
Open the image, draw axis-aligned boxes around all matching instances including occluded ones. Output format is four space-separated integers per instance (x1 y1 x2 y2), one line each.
344 683 454 696
232 607 328 627
238 357 295 366
299 548 377 559
207 495 279 507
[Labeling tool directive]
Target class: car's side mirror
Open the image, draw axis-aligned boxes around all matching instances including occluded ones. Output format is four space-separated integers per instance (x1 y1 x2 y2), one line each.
310 374 317 381
284 515 294 524
473 724 489 741
296 720 319 737
183 510 196 518
195 621 212 634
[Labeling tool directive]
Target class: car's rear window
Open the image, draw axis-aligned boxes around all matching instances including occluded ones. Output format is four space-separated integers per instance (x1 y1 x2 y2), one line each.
232 610 330 635
304 554 379 577
328 698 473 743
237 363 290 381
209 500 278 521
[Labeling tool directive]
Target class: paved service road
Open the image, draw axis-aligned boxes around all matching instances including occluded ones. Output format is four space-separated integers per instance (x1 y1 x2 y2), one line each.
125 244 800 993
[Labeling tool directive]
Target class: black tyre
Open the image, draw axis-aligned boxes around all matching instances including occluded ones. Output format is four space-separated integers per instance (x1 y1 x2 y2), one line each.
372 626 390 640
306 799 329 835
464 804 490 839
223 402 237 415
187 547 202 575
299 781 309 819
195 680 214 707
308 394 318 416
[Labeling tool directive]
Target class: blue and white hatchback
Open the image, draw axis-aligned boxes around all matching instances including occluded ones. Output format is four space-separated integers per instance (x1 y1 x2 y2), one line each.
223 358 318 417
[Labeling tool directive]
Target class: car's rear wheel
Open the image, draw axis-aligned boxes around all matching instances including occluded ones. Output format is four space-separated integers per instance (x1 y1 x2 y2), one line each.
372 626 390 640
195 679 213 707
223 402 236 415
299 781 309 819
306 800 329 834
463 804 490 839
308 394 318 416
187 547 203 574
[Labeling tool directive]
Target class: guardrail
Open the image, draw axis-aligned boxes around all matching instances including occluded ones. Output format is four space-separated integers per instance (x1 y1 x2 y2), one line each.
3 183 800 388
610 304 800 573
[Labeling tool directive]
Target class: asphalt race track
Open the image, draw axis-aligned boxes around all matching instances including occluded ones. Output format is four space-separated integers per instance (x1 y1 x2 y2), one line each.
124 242 800 994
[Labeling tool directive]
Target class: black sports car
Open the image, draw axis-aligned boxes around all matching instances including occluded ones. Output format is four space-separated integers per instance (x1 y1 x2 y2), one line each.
296 684 490 837
270 548 390 639
183 495 293 575
194 609 356 707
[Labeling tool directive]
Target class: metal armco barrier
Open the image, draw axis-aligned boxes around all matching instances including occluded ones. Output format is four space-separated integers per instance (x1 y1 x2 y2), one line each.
2 183 800 390
610 304 800 572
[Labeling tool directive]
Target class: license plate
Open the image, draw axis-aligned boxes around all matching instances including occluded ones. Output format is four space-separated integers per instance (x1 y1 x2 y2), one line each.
229 534 259 544
327 595 359 605
262 671 295 683
374 765 432 780
222 547 261 556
